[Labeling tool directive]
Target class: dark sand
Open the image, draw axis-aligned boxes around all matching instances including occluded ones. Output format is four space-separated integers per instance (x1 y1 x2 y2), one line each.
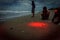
0 10 60 40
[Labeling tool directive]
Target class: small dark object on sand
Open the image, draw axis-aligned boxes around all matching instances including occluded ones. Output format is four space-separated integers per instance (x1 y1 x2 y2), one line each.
10 27 13 30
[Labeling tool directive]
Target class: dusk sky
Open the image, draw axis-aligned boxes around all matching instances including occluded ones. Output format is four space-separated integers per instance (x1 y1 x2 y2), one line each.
0 0 60 11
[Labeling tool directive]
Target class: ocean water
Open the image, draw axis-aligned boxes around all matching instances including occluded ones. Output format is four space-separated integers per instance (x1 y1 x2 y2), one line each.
0 0 60 21
0 1 43 21
0 10 40 21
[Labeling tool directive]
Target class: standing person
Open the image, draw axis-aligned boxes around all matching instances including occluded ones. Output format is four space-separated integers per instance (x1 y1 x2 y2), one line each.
41 6 50 20
31 0 35 17
53 7 60 24
52 8 58 22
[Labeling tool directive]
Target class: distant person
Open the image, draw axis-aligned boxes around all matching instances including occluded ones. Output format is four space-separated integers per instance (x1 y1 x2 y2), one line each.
31 0 35 17
41 6 50 20
52 8 58 22
53 7 60 24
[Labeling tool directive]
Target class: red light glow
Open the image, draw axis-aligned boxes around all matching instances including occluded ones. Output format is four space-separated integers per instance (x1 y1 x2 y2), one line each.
27 22 48 28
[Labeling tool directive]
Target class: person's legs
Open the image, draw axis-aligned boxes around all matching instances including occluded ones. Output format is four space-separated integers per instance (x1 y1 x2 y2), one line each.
32 13 34 17
32 8 35 17
52 14 57 22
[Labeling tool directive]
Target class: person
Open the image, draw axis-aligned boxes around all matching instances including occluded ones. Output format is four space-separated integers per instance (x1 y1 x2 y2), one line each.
31 0 35 17
52 8 58 22
41 6 50 20
53 7 60 24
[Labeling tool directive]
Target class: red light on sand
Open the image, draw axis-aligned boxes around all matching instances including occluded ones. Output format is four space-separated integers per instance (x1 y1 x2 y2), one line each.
27 22 48 28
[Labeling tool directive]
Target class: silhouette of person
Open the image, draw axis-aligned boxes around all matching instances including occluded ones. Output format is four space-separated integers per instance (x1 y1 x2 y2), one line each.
41 6 50 20
53 7 60 24
31 0 35 17
52 8 58 22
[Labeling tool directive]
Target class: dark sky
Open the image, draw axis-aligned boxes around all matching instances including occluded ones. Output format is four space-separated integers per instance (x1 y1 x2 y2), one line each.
0 0 60 10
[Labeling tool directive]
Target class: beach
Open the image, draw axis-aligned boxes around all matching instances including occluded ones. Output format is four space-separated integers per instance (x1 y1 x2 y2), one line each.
0 10 60 40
